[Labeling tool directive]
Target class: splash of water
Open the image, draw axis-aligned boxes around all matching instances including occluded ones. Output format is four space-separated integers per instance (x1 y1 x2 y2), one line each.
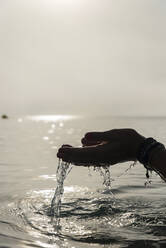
51 160 112 228
50 160 72 229
95 166 112 187
51 161 113 221
50 160 137 230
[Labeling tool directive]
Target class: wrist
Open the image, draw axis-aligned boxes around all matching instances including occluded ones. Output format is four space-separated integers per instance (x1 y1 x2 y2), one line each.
131 133 146 161
148 147 166 181
136 137 165 169
148 146 166 170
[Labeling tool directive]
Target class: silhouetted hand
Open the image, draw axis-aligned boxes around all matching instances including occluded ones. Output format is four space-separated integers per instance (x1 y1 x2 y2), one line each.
57 129 145 166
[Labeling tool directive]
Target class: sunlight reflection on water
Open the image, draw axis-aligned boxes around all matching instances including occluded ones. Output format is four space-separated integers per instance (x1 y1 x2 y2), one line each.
64 186 89 194
39 174 57 180
36 241 59 248
27 115 80 122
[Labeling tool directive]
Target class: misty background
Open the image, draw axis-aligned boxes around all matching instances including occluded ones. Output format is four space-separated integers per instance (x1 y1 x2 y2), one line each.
0 0 166 116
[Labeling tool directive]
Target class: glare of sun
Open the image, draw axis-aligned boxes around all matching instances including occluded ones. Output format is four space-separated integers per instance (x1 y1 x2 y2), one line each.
27 115 78 123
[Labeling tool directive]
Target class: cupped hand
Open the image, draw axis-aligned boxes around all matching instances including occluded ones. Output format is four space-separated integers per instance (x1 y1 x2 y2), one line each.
57 129 145 166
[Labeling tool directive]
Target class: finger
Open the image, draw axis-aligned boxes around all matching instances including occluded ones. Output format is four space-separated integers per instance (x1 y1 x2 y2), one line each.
57 146 93 157
84 129 127 143
81 137 101 147
61 144 73 148
57 146 99 164
84 130 113 142
57 144 119 165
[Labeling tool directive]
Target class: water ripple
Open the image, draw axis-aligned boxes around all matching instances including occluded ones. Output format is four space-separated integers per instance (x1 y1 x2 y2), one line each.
4 188 162 248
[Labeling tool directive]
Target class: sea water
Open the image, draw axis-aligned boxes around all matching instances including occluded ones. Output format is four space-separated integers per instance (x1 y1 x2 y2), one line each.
1 115 166 248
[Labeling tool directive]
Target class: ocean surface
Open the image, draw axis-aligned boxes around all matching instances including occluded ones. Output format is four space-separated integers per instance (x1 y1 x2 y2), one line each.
0 115 166 248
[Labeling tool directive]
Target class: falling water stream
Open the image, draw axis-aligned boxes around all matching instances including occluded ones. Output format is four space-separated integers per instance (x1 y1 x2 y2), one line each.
50 160 114 230
50 160 73 229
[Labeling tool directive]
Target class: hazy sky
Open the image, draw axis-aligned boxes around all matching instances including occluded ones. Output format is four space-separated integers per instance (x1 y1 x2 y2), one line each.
0 0 166 116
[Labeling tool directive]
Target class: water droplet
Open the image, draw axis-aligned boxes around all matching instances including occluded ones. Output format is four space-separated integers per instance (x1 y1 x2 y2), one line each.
51 124 56 128
17 118 23 123
59 122 64 127
51 146 57 149
48 129 54 134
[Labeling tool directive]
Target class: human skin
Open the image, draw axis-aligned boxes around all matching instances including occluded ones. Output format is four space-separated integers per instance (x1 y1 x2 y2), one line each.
148 146 166 181
57 129 145 164
57 128 166 181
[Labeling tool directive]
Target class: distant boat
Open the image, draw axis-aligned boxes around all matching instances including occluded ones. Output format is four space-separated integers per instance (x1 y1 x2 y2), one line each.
1 114 8 119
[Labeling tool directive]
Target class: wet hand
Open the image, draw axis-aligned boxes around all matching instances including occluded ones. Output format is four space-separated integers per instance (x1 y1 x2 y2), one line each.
57 129 145 166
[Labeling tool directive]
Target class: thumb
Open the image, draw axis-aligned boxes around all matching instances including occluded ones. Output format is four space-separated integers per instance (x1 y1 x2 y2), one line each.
84 130 113 142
